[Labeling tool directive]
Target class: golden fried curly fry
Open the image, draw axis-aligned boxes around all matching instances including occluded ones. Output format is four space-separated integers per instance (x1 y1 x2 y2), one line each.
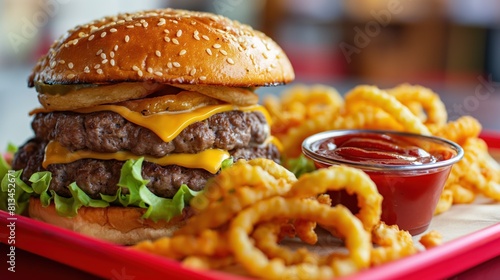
419 230 443 249
432 116 482 145
229 197 371 279
434 189 453 215
133 229 231 260
387 84 447 126
178 159 294 235
252 222 321 266
286 165 382 231
182 256 235 270
344 85 431 135
370 222 418 266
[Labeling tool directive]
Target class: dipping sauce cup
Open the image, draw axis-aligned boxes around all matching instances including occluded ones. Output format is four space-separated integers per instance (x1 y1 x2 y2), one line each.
302 130 464 235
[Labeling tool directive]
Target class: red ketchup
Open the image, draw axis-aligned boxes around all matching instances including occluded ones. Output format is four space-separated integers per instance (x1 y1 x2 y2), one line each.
303 131 463 235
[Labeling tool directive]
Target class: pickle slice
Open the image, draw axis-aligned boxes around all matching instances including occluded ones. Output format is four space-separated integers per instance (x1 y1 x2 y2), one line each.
34 82 99 95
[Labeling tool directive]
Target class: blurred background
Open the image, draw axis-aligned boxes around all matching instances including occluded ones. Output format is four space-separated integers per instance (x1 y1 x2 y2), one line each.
1 0 500 150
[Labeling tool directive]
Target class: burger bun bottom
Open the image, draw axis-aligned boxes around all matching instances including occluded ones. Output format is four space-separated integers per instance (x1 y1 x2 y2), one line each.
28 197 185 245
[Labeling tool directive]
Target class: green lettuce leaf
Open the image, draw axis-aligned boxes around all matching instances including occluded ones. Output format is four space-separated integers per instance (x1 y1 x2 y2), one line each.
0 170 33 215
6 143 18 154
0 157 201 222
284 154 316 178
221 157 234 170
140 184 200 222
52 183 109 217
0 152 10 181
30 171 53 206
117 157 149 207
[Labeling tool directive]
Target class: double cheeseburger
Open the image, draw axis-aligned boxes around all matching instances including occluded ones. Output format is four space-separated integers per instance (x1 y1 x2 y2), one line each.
10 9 294 244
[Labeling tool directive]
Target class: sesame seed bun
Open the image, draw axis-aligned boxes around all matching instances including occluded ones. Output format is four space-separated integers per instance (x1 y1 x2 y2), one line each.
28 9 294 88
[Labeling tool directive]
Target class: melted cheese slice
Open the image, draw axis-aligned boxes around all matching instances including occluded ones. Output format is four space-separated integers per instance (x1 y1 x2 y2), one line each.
43 141 230 174
74 104 271 142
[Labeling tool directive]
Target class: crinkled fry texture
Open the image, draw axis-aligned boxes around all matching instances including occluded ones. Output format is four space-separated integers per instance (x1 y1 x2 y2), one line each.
263 83 500 214
132 158 423 279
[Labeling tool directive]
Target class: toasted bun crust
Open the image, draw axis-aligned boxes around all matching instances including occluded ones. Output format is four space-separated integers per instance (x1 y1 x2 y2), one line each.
28 9 294 88
28 197 185 245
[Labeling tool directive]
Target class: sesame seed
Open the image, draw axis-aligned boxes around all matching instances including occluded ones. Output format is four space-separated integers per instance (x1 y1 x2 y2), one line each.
114 45 119 51
67 74 75 79
167 62 173 69
179 49 186 56
59 60 65 64
193 30 200 40
199 76 207 81
96 49 103 56
137 70 143 77
110 59 115 66
202 35 209 41
155 50 161 57
88 34 95 41
154 71 163 76
219 49 227 56
164 29 170 34
110 51 115 58
158 18 166 26
270 63 276 68
94 64 101 69
176 30 182 37
117 20 125 24
173 62 181 68
172 38 179 45
101 32 107 38
125 35 130 42
110 28 117 33
172 20 178 24
205 48 212 56
262 53 268 59
102 59 108 64
84 66 90 73
100 53 106 59
78 32 86 38
213 44 221 49
72 39 78 45
147 67 153 74
226 58 235 65
132 65 140 71
97 69 103 75
237 46 244 52
135 23 142 27
50 61 56 68
191 21 197 25
190 69 197 76
126 25 134 29
142 21 148 28
68 62 74 69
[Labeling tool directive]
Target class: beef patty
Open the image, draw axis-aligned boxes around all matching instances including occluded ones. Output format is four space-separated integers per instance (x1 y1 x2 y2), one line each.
12 109 280 199
32 110 270 156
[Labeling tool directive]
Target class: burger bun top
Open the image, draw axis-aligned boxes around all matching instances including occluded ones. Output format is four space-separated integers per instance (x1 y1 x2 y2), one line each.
28 9 295 88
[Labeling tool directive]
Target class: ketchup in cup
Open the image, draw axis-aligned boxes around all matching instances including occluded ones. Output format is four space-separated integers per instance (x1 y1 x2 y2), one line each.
302 130 464 235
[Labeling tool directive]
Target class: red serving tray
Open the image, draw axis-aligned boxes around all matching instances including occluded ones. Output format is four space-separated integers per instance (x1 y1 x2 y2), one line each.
1 131 500 280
